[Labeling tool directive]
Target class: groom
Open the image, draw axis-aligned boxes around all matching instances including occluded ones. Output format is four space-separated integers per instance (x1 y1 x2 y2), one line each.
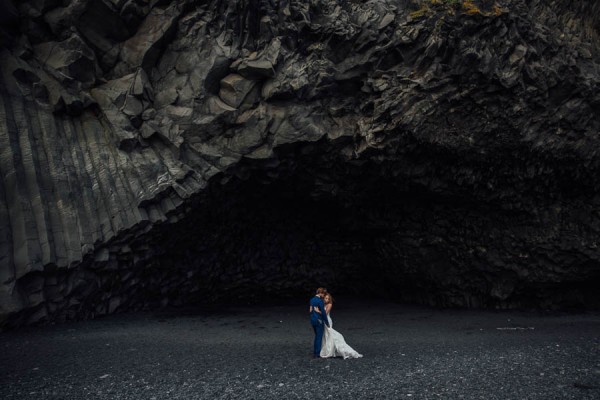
309 287 330 358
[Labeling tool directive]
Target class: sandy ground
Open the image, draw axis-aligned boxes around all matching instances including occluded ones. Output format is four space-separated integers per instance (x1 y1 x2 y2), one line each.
0 299 599 399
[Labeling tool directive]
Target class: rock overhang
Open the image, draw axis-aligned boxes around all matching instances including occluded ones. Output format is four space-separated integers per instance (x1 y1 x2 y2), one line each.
0 0 599 327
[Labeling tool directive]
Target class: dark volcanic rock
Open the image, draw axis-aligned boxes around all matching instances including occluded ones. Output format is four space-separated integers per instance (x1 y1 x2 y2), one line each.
0 0 600 327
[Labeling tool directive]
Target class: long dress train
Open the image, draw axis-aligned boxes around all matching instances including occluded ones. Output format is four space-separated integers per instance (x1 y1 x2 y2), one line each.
320 314 363 359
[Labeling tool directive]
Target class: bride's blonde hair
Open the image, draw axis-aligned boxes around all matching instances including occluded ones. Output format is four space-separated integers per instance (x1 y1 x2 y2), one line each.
324 293 334 304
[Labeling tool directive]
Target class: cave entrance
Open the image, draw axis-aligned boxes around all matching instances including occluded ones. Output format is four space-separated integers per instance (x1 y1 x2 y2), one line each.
139 140 436 309
126 139 600 312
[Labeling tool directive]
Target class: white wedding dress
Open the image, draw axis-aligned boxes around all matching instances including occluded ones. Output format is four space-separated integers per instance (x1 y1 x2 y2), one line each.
320 313 363 359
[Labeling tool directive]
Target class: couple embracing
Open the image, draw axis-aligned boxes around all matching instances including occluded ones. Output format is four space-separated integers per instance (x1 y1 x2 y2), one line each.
309 287 363 359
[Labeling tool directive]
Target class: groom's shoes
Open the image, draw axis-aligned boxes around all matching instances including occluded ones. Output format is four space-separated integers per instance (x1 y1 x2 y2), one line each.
312 355 322 359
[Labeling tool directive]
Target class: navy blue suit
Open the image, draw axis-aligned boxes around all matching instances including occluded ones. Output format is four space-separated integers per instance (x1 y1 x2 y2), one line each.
309 295 329 357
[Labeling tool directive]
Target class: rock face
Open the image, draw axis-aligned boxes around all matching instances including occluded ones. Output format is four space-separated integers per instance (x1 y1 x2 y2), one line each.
0 0 599 326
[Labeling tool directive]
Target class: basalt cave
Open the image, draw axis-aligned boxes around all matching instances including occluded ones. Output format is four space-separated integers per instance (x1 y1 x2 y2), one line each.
1 0 600 328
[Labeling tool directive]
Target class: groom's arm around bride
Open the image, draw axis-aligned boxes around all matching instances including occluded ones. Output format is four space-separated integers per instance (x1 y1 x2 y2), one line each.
317 297 329 327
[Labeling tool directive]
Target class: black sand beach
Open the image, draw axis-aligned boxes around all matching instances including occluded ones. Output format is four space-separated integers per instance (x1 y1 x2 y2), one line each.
1 300 599 399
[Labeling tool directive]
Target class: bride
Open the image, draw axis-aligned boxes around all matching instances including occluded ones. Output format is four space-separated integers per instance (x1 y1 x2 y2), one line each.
317 293 363 359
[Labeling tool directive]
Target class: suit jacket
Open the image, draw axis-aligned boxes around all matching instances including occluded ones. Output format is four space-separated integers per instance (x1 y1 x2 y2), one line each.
309 296 329 327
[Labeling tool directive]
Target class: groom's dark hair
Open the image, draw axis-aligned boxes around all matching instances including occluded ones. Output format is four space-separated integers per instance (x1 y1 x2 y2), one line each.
316 287 327 295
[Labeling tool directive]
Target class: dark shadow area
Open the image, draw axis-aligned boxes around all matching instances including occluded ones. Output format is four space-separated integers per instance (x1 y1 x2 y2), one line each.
125 139 600 311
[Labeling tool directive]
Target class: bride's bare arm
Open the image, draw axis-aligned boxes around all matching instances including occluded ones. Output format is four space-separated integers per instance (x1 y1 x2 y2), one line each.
325 304 332 314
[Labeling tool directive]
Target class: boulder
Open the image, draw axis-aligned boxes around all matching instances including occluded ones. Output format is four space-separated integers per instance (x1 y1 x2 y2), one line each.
33 33 98 87
114 2 182 75
218 74 256 108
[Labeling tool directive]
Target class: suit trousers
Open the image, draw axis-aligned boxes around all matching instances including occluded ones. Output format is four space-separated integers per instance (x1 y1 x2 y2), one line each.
312 320 324 356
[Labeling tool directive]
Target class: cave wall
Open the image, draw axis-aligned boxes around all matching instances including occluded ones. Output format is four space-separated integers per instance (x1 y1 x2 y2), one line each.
0 0 600 326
